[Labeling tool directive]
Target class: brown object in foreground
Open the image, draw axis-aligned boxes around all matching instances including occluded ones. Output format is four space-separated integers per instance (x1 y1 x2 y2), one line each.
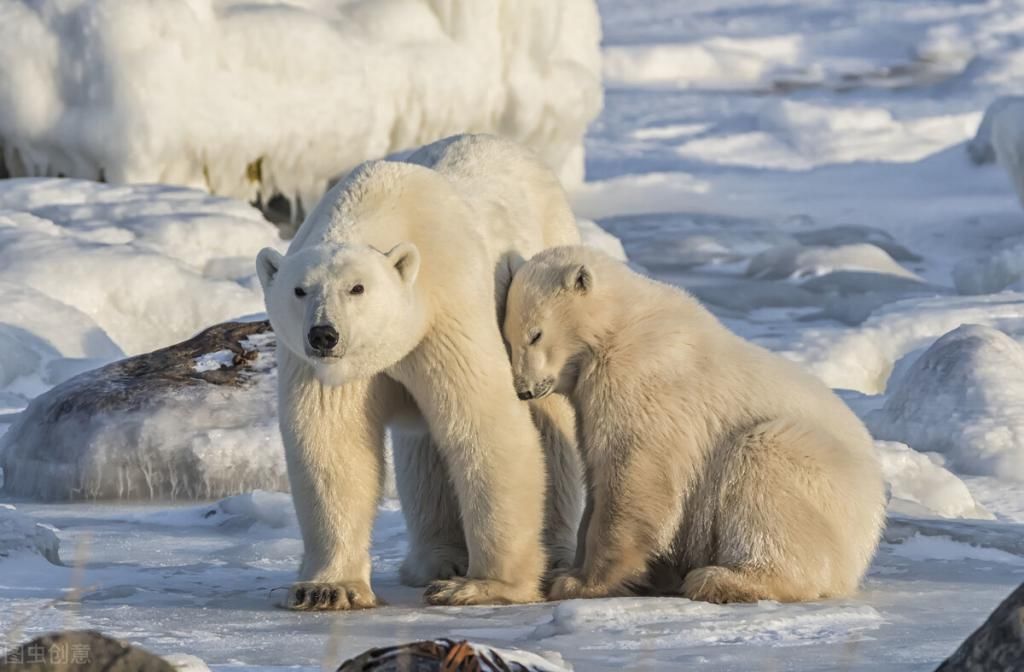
0 630 174 671
337 638 559 672
935 581 1024 671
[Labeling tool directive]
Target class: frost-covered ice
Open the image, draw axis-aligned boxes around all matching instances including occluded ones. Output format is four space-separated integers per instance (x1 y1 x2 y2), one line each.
6 0 1024 669
0 0 602 206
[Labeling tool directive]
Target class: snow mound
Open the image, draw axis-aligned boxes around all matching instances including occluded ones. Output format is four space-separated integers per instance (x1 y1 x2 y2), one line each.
0 504 60 564
577 218 627 261
746 243 920 281
782 294 1024 394
967 96 1024 165
0 179 283 357
0 0 602 207
876 441 992 520
869 325 1024 480
142 490 296 532
968 96 1024 206
954 242 1024 295
535 597 882 649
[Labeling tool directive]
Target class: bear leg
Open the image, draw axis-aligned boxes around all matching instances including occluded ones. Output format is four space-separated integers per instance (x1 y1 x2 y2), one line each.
393 429 469 587
279 360 394 610
529 394 583 573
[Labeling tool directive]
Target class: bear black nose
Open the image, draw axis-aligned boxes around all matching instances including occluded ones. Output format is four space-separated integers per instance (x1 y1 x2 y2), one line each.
517 390 534 401
308 325 339 354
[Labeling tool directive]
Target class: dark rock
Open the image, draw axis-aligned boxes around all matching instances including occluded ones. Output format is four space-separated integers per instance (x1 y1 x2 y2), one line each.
0 321 286 501
336 639 566 672
936 582 1024 671
0 631 174 671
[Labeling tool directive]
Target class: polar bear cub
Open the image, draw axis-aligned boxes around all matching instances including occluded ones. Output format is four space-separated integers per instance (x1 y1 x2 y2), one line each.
503 246 885 603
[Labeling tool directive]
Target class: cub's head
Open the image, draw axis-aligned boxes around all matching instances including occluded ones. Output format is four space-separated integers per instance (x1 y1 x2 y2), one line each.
256 242 423 386
503 247 599 401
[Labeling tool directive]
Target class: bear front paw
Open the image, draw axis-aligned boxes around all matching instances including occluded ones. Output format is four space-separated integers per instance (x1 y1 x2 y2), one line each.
282 580 377 611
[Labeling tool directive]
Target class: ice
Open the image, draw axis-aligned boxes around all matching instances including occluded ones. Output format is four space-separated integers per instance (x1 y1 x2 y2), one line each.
869 325 1024 481
0 0 602 207
876 441 992 520
0 504 60 564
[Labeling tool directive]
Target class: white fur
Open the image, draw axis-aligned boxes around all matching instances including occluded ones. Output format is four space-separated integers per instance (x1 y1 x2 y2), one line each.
504 246 886 603
258 135 582 609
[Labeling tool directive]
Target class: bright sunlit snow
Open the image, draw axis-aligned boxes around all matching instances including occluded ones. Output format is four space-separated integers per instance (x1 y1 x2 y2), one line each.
4 0 1024 670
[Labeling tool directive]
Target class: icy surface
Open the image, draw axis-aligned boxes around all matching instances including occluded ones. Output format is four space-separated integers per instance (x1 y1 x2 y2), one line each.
5 0 1024 669
0 0 602 204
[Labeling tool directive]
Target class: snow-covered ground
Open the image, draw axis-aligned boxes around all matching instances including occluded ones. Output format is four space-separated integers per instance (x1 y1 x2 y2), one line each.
5 0 1024 669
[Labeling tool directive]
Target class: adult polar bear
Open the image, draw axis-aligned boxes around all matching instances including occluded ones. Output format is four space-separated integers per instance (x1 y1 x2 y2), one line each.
256 135 581 609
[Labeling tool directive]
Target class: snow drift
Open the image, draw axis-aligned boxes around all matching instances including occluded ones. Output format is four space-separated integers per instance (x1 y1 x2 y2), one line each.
0 0 603 210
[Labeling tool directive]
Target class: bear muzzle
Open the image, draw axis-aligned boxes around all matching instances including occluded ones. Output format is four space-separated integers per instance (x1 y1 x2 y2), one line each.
307 324 343 358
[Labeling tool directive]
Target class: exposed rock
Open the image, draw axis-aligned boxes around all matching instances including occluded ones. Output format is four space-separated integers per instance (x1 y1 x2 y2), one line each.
936 582 1024 671
0 321 286 501
0 631 174 671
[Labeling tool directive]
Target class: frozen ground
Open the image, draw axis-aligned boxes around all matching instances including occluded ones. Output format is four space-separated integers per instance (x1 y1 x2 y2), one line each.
6 0 1024 669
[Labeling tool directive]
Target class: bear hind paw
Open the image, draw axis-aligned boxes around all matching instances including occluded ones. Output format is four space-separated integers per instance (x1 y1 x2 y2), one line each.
424 577 541 606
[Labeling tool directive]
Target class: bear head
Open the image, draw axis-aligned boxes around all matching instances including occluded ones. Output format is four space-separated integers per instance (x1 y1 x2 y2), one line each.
503 246 598 401
257 241 425 386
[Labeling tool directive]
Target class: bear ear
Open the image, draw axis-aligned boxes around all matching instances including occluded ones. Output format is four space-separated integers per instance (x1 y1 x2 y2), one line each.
386 242 420 286
256 248 284 290
563 264 593 294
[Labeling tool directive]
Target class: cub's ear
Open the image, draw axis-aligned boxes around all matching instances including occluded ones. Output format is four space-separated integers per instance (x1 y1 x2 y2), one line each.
386 242 420 286
563 263 593 294
256 248 284 290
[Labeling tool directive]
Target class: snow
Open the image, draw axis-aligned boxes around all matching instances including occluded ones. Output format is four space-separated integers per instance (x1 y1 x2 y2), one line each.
0 179 283 360
869 324 1024 481
5 0 1024 669
0 0 603 208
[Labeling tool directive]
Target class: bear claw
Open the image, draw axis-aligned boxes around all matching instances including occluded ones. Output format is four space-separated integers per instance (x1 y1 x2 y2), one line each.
283 581 377 611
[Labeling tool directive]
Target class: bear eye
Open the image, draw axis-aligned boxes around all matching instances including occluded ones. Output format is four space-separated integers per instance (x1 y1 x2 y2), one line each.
294 287 306 298
529 330 542 346
350 283 365 295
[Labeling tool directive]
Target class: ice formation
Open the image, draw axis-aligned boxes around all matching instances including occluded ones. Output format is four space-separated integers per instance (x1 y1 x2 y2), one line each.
0 0 603 210
875 441 992 520
869 324 1024 480
0 504 60 564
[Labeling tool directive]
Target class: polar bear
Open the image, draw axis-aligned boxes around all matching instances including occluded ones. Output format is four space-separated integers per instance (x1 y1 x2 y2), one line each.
256 135 582 609
503 246 885 603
